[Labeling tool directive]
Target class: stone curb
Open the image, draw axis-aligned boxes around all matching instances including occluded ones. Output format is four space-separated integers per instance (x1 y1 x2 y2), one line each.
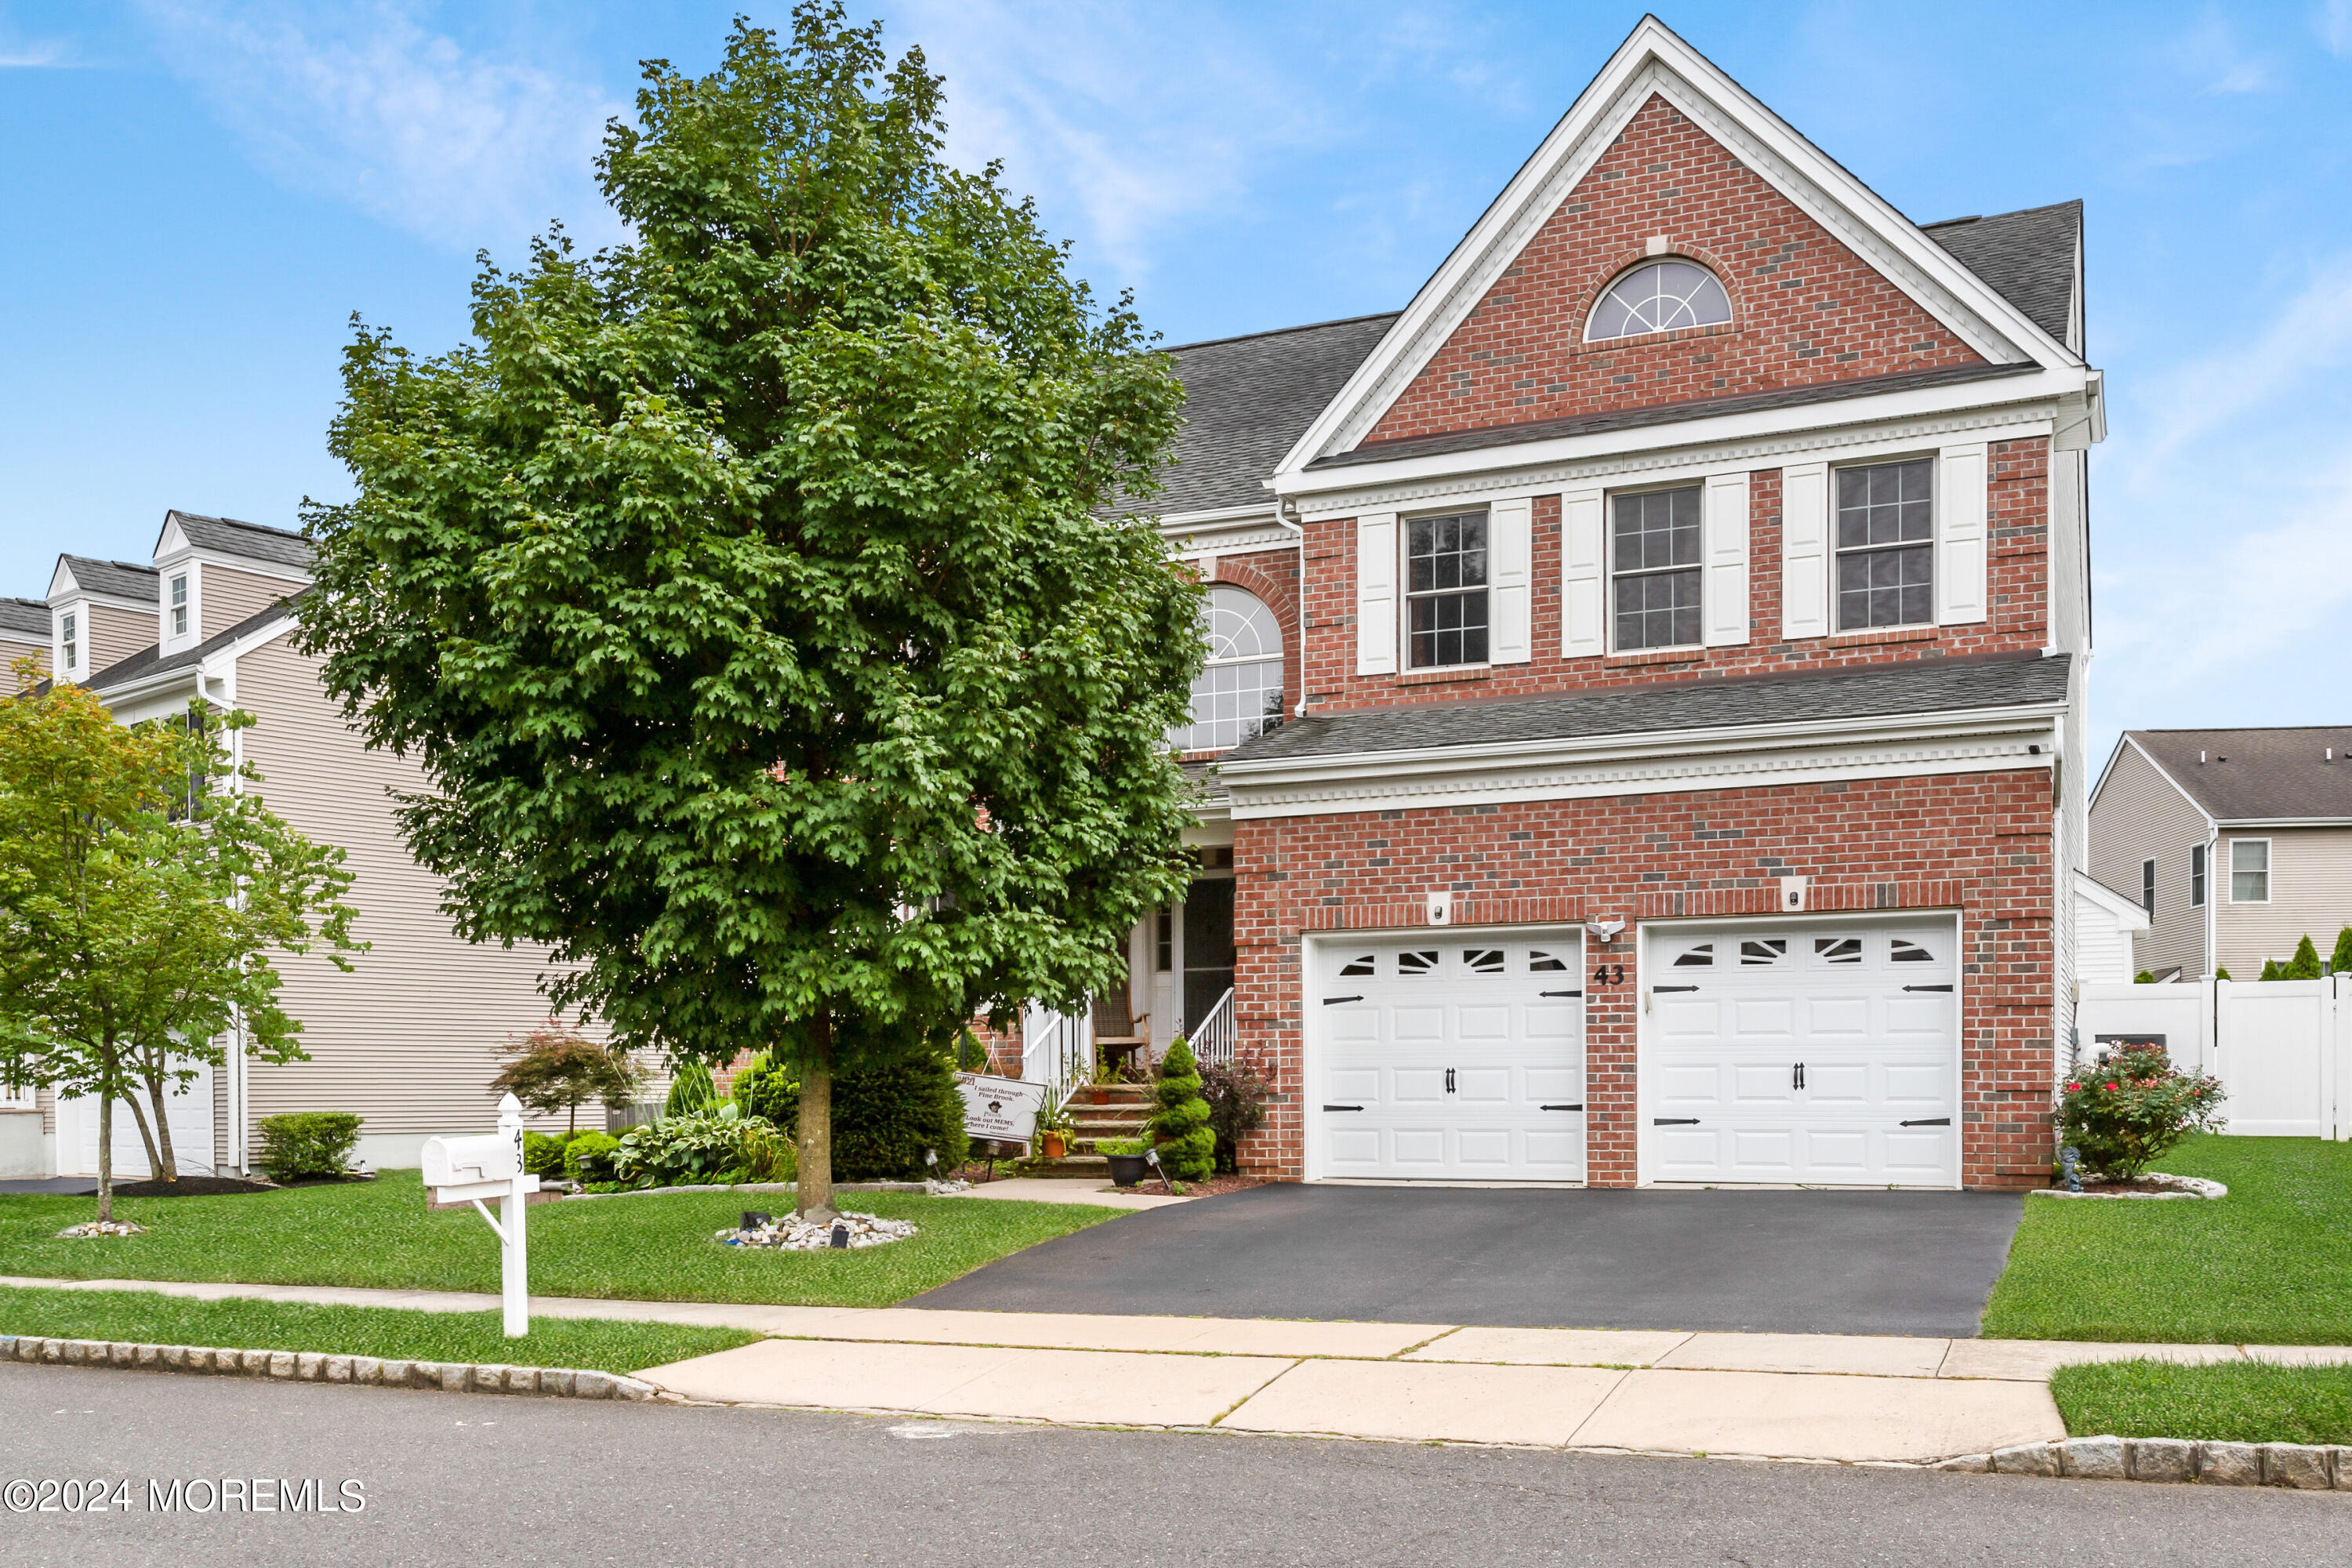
566 1181 935 1201
1940 1436 2350 1489
0 1334 659 1403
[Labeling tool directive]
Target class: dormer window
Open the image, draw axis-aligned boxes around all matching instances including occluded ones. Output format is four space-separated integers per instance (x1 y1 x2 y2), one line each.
169 575 189 638
1584 260 1732 342
61 612 78 673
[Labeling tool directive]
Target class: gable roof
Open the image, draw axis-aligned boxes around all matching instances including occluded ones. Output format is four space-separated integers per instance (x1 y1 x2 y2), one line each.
1923 201 2082 352
1274 17 2085 479
1221 652 2068 765
0 597 47 638
158 510 314 572
1138 313 1399 517
82 590 307 695
53 556 159 604
2127 728 2352 822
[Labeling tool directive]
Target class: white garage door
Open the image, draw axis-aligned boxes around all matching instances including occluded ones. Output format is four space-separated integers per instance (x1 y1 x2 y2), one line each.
1314 935 1585 1181
1645 916 1958 1187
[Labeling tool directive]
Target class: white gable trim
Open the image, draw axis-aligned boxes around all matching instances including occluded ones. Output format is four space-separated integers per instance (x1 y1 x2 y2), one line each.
1273 16 2078 478
2089 735 2215 828
2072 869 2151 935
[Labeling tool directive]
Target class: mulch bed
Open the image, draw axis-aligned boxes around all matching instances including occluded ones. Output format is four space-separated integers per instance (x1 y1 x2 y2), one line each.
100 1176 281 1198
1169 1174 1272 1199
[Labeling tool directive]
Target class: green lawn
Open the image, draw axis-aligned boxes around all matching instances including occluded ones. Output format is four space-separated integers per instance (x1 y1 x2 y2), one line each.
2050 1358 2352 1445
1982 1134 2352 1344
0 1171 1117 1308
0 1285 755 1374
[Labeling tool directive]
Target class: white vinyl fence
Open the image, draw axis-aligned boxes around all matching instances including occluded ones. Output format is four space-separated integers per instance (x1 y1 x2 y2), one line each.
2078 977 2352 1141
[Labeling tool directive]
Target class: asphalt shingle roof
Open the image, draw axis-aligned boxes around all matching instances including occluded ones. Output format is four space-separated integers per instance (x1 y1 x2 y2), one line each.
2128 728 2352 822
1922 201 2082 352
1220 653 2070 767
58 556 160 603
169 510 314 571
83 591 306 694
0 597 47 637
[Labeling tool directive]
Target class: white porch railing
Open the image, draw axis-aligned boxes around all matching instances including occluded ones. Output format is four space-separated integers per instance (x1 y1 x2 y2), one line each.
0 1080 34 1112
1190 986 1237 1068
1021 1000 1094 1116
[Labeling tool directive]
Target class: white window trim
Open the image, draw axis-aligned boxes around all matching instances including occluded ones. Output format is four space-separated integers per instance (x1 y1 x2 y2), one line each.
1606 480 1707 655
2189 843 2206 909
2140 858 2156 916
1829 452 1939 634
1400 504 1494 673
2228 837 2272 905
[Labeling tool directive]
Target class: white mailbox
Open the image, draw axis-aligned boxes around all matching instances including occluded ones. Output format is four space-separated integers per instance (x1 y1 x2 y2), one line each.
422 1131 519 1190
423 1094 539 1338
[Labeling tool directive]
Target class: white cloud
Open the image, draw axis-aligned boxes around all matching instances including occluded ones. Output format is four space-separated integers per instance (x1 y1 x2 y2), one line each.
2172 9 2275 95
2318 0 2352 56
0 32 68 67
132 1 623 252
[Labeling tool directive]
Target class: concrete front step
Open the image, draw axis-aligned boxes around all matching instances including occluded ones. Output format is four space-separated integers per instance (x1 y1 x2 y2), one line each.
1024 1155 1110 1178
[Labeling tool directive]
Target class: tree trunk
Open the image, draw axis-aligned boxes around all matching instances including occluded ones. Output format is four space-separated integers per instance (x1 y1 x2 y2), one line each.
96 1087 114 1224
122 1076 165 1182
796 1010 835 1221
146 1068 180 1182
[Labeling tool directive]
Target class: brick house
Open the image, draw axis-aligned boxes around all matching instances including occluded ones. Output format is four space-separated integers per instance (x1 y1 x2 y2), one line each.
1084 18 2101 1191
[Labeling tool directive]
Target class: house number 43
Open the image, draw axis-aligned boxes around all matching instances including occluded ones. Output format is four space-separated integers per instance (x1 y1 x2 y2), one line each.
1592 962 1625 985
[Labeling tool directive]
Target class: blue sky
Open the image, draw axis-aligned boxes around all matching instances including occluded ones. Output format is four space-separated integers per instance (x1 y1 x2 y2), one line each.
4 2 2350 759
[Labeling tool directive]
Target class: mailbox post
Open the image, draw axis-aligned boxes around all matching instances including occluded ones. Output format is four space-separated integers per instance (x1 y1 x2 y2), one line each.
422 1093 540 1337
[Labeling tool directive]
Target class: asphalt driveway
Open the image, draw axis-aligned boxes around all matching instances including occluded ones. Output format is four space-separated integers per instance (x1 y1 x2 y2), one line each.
913 1183 2025 1337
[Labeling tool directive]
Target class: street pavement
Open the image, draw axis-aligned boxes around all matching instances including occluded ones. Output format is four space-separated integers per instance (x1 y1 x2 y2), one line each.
2 1363 2342 1567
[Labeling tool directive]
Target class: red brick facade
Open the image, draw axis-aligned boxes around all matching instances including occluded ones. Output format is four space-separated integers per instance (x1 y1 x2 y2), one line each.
1300 438 2051 713
1229 771 2057 1189
1363 93 1982 449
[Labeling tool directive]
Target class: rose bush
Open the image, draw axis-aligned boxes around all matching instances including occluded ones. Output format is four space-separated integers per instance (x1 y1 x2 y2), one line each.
2055 1041 2226 1179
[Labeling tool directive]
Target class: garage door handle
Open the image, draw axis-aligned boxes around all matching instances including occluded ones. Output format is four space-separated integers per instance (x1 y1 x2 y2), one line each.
1903 984 1953 993
1322 995 1363 1006
1652 985 1699 993
1653 1117 1700 1125
1539 989 1582 998
1899 1117 1951 1127
1323 1104 1364 1112
1541 1103 1584 1112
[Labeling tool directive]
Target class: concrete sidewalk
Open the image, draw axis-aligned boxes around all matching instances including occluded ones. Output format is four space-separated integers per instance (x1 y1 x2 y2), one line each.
10 1273 2349 1465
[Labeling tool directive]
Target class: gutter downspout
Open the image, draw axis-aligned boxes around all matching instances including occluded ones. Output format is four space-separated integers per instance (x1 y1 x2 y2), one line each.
1276 499 1307 718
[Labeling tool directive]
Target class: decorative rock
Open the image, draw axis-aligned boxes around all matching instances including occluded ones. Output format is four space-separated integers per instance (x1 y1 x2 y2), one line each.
2059 1436 2127 1479
1935 1454 1991 1472
2260 1444 2332 1490
2126 1438 2197 1483
1991 1443 2058 1477
717 1210 918 1251
2199 1442 2260 1486
54 1219 149 1237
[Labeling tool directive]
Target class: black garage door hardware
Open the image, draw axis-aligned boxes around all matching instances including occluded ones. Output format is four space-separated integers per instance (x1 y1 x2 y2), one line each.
1899 1117 1951 1127
1541 1104 1584 1112
1653 1117 1700 1125
1652 985 1699 993
1903 984 1953 993
1539 989 1583 998
1321 995 1363 1005
1323 1104 1364 1112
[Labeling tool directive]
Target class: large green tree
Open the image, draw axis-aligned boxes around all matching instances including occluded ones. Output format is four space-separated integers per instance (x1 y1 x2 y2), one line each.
297 7 1200 1218
0 668 362 1218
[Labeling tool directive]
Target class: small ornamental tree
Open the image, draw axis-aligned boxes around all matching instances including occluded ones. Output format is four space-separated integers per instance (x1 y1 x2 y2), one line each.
2332 927 2352 975
295 9 1198 1218
0 667 361 1218
2213 967 2231 981
1150 1039 1214 1182
489 1023 641 1135
2056 1041 2226 1179
2283 935 2324 980
1199 1058 1270 1174
2259 958 2283 982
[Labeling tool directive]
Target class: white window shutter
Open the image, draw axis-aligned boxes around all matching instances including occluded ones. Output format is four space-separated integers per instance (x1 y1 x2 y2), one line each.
1702 472 1750 646
1936 442 1988 625
1356 512 1398 675
1780 461 1829 640
1487 497 1533 664
1559 489 1605 659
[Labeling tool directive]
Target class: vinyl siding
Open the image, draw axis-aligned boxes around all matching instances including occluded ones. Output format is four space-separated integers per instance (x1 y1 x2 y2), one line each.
0 634 45 681
2216 826 2352 978
2071 887 2135 986
230 630 608 1152
201 564 301 639
82 604 151 677
2088 743 2209 978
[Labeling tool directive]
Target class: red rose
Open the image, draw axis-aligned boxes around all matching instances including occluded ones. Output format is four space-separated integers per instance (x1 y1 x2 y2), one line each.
2066 1082 2079 1091
2105 1082 2118 1091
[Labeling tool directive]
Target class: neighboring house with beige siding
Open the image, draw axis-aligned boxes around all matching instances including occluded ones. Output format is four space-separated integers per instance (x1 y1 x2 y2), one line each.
2090 727 2352 981
45 556 157 687
34 510 616 1178
0 597 47 682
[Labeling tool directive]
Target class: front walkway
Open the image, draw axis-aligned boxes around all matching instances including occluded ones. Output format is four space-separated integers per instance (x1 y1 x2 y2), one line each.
13 1273 2350 1464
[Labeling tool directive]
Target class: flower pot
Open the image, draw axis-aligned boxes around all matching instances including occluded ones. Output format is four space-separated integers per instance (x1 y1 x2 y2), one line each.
1105 1152 1149 1188
1040 1131 1068 1160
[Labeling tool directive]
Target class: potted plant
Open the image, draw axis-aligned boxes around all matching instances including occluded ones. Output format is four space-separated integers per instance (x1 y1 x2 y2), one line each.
1035 1098 1073 1160
1100 1137 1149 1187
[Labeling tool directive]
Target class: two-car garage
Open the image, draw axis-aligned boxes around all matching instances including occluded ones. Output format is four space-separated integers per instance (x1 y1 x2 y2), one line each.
1307 914 1961 1188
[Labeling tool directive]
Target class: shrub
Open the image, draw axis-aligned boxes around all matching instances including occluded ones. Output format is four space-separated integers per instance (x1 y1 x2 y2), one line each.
608 1105 794 1188
2283 935 2324 980
2133 971 2154 984
1150 1040 1215 1182
739 1048 967 1180
2056 1040 2226 1179
1199 1058 1271 1174
2214 967 2231 981
664 1058 719 1117
564 1131 622 1185
253 1112 363 1182
2334 927 2352 975
521 1131 572 1178
2259 959 2283 982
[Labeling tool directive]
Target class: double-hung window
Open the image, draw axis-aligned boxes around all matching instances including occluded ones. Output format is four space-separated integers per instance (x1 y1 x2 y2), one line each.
169 574 189 638
60 612 78 673
1835 458 1934 630
2141 858 2156 916
1611 485 1701 651
2230 839 2270 903
2190 844 2206 908
1406 510 1488 668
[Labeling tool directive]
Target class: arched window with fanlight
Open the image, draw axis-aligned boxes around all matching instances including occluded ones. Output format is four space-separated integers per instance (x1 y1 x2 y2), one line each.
1172 586 1283 752
1584 259 1733 342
